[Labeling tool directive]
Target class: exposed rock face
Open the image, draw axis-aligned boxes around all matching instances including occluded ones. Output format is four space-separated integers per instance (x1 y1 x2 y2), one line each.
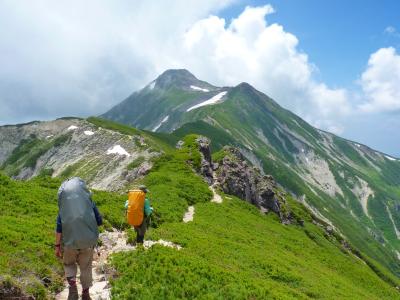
215 147 292 224
0 118 160 191
196 136 214 185
194 137 292 223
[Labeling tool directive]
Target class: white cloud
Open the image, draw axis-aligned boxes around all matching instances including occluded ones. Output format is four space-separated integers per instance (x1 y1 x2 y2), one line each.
359 47 400 113
0 0 234 124
180 5 351 132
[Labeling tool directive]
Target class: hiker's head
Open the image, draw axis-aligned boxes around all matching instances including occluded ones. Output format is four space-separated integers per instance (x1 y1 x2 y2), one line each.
139 185 149 193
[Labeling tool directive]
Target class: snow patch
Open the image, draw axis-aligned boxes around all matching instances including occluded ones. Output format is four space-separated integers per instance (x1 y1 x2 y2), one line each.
152 115 169 132
186 91 227 112
183 206 195 222
67 125 78 131
355 143 361 148
106 145 130 157
45 135 53 139
190 85 209 92
385 155 396 161
84 130 95 136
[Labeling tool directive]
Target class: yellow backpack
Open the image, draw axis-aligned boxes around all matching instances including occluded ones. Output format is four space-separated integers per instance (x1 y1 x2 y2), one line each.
127 190 145 227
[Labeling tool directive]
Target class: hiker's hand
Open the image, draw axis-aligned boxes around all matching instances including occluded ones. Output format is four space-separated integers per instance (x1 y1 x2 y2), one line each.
55 246 62 258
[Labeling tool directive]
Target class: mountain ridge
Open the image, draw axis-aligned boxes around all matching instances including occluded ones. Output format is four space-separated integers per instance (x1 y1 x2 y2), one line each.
101 69 400 276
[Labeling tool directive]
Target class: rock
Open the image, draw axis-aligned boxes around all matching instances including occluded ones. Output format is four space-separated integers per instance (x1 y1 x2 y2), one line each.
192 140 292 224
196 136 214 185
213 146 293 222
176 140 184 149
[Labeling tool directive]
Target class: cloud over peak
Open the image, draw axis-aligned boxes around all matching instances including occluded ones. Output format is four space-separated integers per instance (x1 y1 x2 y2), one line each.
0 1 399 148
181 5 351 134
359 47 400 113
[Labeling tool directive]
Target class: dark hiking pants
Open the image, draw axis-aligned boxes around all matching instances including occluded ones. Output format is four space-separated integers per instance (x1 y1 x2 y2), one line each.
134 216 150 244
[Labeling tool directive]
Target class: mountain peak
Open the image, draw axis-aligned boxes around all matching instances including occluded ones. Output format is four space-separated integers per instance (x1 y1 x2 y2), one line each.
158 69 197 79
236 82 254 91
154 69 200 89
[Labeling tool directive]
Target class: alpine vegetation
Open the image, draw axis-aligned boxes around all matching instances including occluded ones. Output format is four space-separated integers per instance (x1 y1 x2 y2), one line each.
1 71 400 299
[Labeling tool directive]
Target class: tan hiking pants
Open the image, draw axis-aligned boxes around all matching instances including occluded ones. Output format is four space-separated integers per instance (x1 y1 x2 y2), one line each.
63 247 94 289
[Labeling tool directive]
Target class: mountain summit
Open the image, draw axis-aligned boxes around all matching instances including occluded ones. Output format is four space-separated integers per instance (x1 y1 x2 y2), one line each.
151 69 213 90
101 69 400 276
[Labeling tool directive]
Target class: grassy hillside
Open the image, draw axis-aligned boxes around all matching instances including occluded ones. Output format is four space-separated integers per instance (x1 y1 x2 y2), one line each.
111 198 400 299
109 140 400 299
1 119 400 299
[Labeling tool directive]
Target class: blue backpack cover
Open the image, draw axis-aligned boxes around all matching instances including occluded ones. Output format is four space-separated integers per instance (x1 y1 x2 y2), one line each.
58 177 98 249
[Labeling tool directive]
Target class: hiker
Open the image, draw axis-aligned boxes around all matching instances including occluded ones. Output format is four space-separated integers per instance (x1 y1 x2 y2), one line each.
55 177 103 300
125 185 153 244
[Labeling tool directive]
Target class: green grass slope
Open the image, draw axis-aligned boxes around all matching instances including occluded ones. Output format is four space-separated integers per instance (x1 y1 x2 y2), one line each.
1 120 400 299
111 198 400 299
109 144 400 299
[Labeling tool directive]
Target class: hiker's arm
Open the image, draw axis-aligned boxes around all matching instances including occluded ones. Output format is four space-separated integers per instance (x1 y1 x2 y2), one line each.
55 232 62 258
55 215 62 257
92 203 103 226
144 198 153 216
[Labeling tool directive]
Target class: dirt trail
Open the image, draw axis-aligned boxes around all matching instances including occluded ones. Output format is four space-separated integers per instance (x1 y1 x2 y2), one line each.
57 177 221 299
210 186 222 203
211 171 223 203
55 230 181 300
183 206 195 222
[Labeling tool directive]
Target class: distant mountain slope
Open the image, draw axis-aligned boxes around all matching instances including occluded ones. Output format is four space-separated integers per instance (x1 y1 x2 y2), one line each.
102 69 224 131
102 69 400 276
0 117 162 191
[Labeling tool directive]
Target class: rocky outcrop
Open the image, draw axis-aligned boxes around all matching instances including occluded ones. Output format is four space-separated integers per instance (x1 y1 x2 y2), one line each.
215 147 292 224
193 137 292 224
0 118 161 191
196 136 214 185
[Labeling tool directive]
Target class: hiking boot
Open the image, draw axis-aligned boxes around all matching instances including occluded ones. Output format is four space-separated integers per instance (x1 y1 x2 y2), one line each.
67 285 78 300
82 290 92 300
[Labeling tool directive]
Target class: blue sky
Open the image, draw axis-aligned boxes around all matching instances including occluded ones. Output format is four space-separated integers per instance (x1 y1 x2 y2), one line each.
221 0 400 87
0 1 399 156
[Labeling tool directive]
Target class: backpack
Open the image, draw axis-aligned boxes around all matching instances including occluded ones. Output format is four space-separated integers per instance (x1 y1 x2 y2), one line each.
127 190 146 227
58 177 98 249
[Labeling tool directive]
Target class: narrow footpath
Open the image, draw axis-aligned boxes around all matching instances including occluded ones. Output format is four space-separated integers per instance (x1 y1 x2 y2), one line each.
55 230 181 300
56 187 222 299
